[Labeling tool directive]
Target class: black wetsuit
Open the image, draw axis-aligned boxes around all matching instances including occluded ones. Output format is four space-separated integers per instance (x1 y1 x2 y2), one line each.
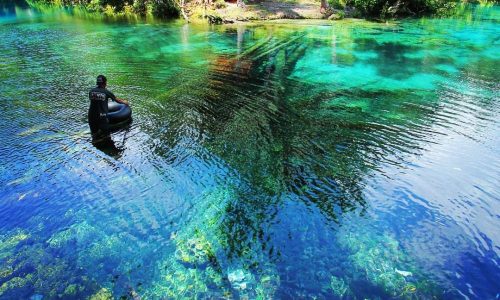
88 87 117 141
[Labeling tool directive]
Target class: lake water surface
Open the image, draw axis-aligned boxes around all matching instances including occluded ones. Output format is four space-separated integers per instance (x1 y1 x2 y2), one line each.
0 4 499 299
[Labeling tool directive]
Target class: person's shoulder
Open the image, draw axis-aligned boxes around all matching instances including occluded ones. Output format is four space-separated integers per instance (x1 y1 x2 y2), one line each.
104 89 115 98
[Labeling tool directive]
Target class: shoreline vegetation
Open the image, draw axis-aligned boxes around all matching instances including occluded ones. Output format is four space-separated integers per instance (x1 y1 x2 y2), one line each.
14 0 500 24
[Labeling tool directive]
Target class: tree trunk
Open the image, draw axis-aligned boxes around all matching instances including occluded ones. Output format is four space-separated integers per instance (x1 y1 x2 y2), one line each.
320 0 328 13
179 0 190 22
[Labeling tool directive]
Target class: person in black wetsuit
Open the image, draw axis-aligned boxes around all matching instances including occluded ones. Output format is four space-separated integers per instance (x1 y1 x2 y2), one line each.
88 75 128 144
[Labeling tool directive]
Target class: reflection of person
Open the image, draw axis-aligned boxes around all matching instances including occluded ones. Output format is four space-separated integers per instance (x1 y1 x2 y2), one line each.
88 75 129 143
93 137 124 157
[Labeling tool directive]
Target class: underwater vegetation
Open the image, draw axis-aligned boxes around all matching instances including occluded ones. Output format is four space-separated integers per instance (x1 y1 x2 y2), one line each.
0 228 91 298
0 206 151 299
0 231 30 296
147 187 280 299
0 228 94 298
0 207 444 299
330 227 444 299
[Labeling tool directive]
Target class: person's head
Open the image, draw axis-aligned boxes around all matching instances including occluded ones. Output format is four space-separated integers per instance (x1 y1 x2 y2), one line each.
96 75 107 88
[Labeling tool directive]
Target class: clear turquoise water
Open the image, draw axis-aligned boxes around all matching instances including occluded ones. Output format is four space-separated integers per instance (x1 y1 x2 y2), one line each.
0 3 499 299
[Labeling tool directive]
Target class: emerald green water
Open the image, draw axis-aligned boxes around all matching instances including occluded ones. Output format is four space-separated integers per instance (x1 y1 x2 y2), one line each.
0 4 499 299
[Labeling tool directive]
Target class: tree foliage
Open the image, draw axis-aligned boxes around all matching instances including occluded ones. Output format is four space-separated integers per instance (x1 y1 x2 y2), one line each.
31 0 180 17
330 0 498 18
29 0 499 19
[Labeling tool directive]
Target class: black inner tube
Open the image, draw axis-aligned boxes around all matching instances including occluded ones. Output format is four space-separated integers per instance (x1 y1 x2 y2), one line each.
108 101 132 124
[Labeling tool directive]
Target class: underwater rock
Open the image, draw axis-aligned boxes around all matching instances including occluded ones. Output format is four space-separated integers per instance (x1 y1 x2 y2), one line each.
227 268 254 291
227 269 245 283
29 294 43 300
127 286 141 300
395 268 413 277
257 271 280 298
89 288 113 300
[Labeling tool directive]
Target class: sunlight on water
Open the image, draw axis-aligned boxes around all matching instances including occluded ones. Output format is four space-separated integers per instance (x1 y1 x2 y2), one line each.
0 3 499 299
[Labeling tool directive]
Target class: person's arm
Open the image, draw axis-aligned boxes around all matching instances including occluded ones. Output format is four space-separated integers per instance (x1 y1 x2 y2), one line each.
116 97 129 105
107 89 129 105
